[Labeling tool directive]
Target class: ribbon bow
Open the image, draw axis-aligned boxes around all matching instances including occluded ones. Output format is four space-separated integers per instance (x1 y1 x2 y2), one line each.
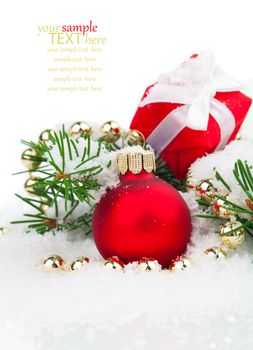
139 51 243 154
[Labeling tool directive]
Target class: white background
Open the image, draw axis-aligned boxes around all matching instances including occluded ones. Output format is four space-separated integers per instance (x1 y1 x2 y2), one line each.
1 0 253 204
1 2 253 349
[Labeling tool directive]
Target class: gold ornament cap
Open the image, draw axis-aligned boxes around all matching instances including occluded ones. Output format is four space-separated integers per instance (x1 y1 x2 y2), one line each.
117 150 156 175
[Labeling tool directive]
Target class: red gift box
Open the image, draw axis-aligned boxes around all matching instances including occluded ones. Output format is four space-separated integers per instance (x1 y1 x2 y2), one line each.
130 52 252 179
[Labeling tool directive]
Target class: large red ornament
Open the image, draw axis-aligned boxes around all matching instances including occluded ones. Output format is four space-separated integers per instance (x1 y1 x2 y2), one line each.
92 152 192 268
130 52 252 179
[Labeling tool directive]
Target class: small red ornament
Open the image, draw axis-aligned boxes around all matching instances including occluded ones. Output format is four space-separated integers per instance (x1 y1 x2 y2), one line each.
92 151 192 268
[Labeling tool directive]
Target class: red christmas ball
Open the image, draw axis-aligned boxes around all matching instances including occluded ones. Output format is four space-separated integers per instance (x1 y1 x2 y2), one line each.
92 169 192 268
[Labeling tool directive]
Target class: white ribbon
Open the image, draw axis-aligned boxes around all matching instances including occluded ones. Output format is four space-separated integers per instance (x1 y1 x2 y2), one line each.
139 52 244 154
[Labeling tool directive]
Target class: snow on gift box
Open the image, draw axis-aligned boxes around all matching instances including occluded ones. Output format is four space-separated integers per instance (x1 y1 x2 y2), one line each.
130 51 252 179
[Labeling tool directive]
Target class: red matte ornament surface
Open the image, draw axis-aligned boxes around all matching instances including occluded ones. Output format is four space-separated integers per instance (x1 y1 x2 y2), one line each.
92 170 192 268
130 87 252 179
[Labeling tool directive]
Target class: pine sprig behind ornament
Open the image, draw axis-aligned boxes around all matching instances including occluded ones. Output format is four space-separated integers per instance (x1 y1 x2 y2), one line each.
12 126 117 234
155 157 185 192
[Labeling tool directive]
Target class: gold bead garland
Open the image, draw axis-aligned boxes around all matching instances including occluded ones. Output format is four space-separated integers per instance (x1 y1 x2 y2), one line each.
219 221 245 249
69 121 91 137
204 247 227 259
21 148 41 170
39 129 55 143
70 257 90 271
43 255 64 271
24 177 41 198
122 130 146 147
0 227 8 235
168 256 192 271
196 179 217 203
101 121 121 142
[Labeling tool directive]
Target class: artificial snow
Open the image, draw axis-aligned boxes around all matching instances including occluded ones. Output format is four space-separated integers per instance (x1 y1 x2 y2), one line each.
49 136 119 196
189 140 253 210
1 140 253 349
158 51 242 92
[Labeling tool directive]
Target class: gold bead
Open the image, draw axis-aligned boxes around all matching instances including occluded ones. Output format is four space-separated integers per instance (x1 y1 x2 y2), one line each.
168 256 192 271
196 179 216 203
185 171 195 190
212 198 234 218
101 121 121 142
21 148 41 170
0 227 8 235
219 221 245 249
43 255 64 271
24 177 40 197
104 257 124 270
123 130 146 147
40 197 50 212
205 247 227 259
70 257 90 271
40 203 49 212
69 121 91 137
39 129 55 143
138 257 161 272
235 132 241 140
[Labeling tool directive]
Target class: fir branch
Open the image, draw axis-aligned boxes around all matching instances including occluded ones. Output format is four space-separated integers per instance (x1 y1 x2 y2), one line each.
233 160 253 202
14 194 45 213
155 157 185 191
219 220 253 236
214 194 246 211
14 125 194 235
70 139 79 157
214 170 231 192
197 159 253 243
63 200 80 220
196 199 211 207
244 226 253 238
197 214 218 219
13 126 109 235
